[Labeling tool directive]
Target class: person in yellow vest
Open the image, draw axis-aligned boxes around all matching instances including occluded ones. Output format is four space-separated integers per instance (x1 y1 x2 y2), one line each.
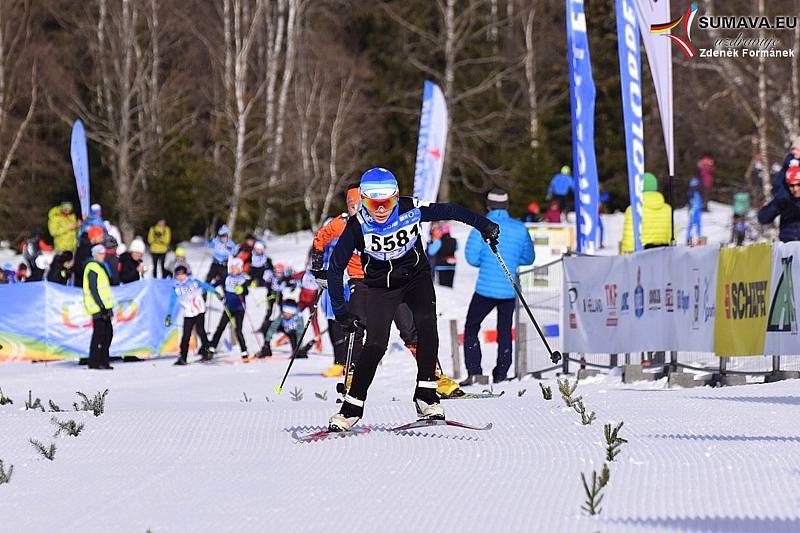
47 202 80 252
621 172 674 253
147 219 172 278
83 244 115 370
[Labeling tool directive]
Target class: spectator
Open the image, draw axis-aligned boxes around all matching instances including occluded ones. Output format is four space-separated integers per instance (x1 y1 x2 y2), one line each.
0 268 8 284
542 199 563 223
164 246 189 278
21 231 53 281
104 235 121 286
74 225 106 288
47 202 79 252
697 155 715 211
731 192 750 246
206 225 237 286
47 251 74 285
119 239 146 283
83 244 114 370
772 136 800 201
621 172 673 253
81 203 106 236
461 189 534 385
147 219 171 278
758 167 800 242
546 165 574 213
15 263 28 282
427 223 457 287
686 177 702 245
523 201 541 223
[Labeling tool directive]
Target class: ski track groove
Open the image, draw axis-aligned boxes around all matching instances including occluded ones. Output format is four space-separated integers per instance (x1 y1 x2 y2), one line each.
1 359 800 532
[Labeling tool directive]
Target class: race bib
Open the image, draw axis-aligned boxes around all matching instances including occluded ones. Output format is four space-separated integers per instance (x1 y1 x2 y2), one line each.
360 208 422 261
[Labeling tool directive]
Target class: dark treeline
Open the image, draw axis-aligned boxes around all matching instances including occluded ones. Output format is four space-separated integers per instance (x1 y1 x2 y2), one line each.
0 0 797 244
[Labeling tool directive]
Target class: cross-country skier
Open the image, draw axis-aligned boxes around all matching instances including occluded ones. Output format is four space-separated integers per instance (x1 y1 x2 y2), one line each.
255 299 310 358
165 264 217 365
206 225 238 286
209 257 250 359
324 168 498 432
248 241 272 287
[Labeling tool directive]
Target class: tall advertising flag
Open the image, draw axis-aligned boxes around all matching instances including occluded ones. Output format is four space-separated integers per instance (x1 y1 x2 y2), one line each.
632 0 674 178
412 80 448 203
70 119 90 220
616 0 645 251
566 0 600 253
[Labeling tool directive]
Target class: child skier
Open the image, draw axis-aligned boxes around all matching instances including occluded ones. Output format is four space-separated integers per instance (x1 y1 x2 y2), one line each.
248 240 272 287
206 225 238 286
325 167 498 432
256 299 310 358
165 265 217 365
209 258 250 359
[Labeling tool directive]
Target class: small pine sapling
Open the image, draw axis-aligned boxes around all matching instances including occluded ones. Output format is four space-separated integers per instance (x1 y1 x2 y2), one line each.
571 399 596 425
30 439 57 461
290 387 303 401
604 421 627 461
314 391 328 401
74 389 108 416
0 459 13 484
539 383 553 400
0 388 12 406
517 388 527 397
557 378 582 407
581 463 610 515
51 417 85 437
48 400 63 412
25 390 44 412
240 392 252 403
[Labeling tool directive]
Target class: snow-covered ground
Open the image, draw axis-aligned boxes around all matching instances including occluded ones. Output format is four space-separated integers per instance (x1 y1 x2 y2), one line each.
3 202 797 532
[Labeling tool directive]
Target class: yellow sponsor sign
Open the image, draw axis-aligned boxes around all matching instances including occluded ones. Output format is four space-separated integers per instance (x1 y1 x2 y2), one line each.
713 243 772 356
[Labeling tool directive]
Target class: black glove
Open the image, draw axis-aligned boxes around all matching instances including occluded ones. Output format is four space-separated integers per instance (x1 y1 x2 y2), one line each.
311 269 327 290
164 315 172 327
309 248 325 271
481 221 500 247
336 312 360 334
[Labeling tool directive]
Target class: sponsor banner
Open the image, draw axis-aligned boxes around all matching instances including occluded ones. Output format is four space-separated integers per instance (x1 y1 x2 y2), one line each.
0 280 175 361
764 242 800 355
71 119 91 220
566 0 601 253
412 80 448 203
616 0 645 251
563 246 717 353
713 243 772 356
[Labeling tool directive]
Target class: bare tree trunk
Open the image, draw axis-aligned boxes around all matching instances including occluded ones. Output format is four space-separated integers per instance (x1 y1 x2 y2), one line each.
757 0 770 203
264 0 286 180
269 0 298 188
117 0 136 242
439 0 455 202
523 6 538 150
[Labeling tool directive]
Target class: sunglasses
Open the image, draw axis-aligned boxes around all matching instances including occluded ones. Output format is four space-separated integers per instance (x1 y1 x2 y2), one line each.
788 183 800 188
361 193 398 214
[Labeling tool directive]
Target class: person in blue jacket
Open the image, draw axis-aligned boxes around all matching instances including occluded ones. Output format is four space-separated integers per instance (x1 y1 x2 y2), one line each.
461 188 534 385
165 265 218 365
205 225 238 286
209 257 250 359
546 165 574 213
686 177 703 244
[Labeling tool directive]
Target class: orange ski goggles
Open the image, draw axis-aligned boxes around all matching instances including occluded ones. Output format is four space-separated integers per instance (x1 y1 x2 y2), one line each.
360 192 398 214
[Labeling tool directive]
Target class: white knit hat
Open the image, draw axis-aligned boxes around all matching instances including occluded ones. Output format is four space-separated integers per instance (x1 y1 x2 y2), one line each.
129 239 145 254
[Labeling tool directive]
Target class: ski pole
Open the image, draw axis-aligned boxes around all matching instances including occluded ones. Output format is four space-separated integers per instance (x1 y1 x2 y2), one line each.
335 331 357 396
274 291 323 393
489 244 562 364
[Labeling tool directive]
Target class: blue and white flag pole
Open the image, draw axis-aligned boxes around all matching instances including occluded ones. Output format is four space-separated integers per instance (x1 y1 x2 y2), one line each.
616 0 645 251
566 0 600 253
412 80 448 203
70 119 91 220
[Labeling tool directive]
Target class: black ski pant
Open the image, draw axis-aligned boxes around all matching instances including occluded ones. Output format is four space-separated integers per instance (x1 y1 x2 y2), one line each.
180 313 210 358
89 314 113 368
349 278 418 363
436 269 455 287
152 253 166 278
211 309 248 354
347 268 438 402
463 293 515 381
206 261 228 286
329 319 347 365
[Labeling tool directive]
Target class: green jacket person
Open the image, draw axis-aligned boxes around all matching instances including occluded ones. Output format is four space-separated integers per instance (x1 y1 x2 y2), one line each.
83 244 115 370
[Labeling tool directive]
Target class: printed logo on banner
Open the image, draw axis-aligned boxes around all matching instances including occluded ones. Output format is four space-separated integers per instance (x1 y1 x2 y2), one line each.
605 283 618 326
665 283 674 312
61 299 139 328
724 281 768 320
703 276 716 322
676 288 690 312
568 285 579 329
648 288 662 311
634 267 645 318
583 295 603 313
767 256 797 334
620 290 630 314
692 268 700 330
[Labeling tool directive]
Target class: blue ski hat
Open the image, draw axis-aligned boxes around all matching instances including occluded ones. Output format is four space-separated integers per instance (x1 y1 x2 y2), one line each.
359 167 398 199
217 224 230 236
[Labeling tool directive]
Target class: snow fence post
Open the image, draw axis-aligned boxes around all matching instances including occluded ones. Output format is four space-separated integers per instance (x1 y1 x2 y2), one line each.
515 322 528 378
449 319 462 380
